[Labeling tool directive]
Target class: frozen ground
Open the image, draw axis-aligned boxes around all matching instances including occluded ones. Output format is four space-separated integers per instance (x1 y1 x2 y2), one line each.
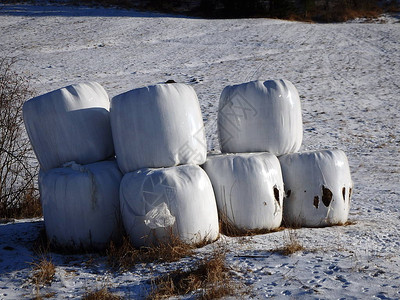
0 3 399 299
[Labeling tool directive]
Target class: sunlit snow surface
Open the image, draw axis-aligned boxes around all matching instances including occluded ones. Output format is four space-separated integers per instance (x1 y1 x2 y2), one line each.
1 3 399 299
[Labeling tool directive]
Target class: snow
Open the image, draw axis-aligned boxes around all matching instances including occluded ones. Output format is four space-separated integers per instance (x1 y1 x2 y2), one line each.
0 3 399 299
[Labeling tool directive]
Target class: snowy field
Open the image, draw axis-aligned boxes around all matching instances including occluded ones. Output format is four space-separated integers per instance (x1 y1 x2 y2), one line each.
0 3 399 299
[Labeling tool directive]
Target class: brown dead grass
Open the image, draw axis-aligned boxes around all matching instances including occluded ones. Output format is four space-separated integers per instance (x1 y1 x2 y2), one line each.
31 256 56 286
219 211 285 237
336 220 357 227
0 186 42 221
82 287 122 300
147 246 240 300
107 232 196 271
272 229 304 256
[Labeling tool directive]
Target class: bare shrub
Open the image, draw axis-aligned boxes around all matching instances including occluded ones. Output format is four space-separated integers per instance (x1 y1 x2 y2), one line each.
147 246 241 299
0 57 40 220
82 287 122 300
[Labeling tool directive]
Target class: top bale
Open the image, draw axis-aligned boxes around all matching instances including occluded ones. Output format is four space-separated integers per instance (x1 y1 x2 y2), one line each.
218 79 303 156
111 83 207 173
23 82 114 171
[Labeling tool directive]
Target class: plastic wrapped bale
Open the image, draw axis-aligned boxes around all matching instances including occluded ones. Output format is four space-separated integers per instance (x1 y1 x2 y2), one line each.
279 150 353 227
39 160 123 250
23 82 114 171
218 79 302 156
110 83 207 173
120 165 219 247
202 153 284 232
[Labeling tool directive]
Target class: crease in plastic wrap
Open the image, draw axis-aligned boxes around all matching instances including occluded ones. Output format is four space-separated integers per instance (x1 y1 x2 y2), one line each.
39 160 123 250
218 79 303 156
23 82 114 171
111 83 207 173
120 165 219 247
202 153 284 231
279 150 353 227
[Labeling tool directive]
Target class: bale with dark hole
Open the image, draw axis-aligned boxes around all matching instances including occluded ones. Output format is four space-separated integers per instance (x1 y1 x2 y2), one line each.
279 150 353 227
203 152 284 232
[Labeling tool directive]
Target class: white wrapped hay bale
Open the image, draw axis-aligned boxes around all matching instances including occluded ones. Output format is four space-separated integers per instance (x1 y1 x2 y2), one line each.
111 83 207 173
39 160 123 250
218 79 302 156
23 82 114 171
279 150 353 227
120 165 219 247
202 153 284 231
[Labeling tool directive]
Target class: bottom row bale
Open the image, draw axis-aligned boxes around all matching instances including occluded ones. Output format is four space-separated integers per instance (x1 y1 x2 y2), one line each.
120 164 220 247
203 152 284 232
279 149 353 227
38 150 353 251
39 160 123 250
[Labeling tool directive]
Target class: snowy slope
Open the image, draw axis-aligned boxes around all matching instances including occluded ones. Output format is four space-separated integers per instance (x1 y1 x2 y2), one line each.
0 3 399 299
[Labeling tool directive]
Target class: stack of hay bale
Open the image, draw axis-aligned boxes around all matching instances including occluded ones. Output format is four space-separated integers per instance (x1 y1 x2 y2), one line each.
23 78 353 251
111 83 219 247
23 82 122 250
205 79 353 229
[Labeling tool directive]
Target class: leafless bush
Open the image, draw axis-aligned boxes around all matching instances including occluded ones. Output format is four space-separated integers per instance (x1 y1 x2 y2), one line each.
0 57 40 220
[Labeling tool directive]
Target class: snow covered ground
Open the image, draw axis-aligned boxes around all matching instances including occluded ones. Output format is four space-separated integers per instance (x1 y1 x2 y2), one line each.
0 3 399 299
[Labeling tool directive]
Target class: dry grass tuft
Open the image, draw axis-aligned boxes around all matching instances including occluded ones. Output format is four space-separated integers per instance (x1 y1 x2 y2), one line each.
219 211 285 237
82 287 122 300
107 236 139 270
107 231 196 271
273 229 304 256
147 246 240 299
31 256 56 287
338 220 356 226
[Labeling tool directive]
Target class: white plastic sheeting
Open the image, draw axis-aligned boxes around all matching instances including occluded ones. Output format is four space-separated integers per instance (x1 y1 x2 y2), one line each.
23 82 114 171
120 164 219 247
202 153 284 231
218 79 303 156
39 160 123 250
111 83 207 173
279 150 353 227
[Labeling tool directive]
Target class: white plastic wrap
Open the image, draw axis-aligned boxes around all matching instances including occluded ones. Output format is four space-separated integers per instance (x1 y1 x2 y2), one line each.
218 79 303 155
202 153 284 231
279 150 353 227
39 160 123 250
23 82 114 171
120 164 219 247
110 83 207 173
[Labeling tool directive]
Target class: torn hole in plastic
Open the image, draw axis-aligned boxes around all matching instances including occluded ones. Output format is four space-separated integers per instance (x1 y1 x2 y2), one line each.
322 186 333 207
313 196 319 209
273 186 280 206
342 187 346 202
